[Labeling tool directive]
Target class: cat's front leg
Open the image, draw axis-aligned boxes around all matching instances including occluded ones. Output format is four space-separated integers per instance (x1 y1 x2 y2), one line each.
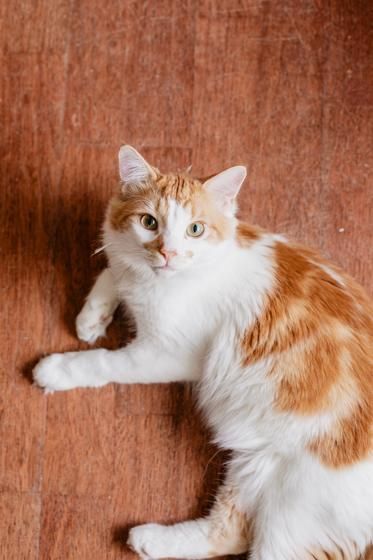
33 340 201 393
33 349 114 393
76 268 119 343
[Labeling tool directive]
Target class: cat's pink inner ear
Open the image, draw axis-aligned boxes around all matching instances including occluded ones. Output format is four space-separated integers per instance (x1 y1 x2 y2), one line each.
203 166 247 202
118 145 156 186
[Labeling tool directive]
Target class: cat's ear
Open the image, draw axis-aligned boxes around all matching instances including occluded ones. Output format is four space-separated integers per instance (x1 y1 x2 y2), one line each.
203 166 247 214
118 145 157 187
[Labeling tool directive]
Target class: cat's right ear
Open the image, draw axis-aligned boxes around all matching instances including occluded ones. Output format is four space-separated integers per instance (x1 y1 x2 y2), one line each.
203 165 247 215
118 145 157 188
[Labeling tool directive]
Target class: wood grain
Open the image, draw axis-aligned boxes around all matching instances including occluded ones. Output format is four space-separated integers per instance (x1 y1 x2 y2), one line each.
0 491 41 560
0 0 372 558
321 1 373 283
39 494 114 560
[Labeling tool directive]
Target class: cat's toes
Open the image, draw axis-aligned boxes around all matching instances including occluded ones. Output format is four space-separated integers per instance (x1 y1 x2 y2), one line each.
127 524 170 560
33 354 72 393
76 302 113 344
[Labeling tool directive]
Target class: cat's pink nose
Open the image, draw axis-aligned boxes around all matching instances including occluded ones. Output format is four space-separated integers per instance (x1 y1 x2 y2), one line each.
159 248 177 262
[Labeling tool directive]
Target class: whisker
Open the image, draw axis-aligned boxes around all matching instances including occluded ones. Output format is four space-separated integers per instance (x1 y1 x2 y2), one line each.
91 243 112 256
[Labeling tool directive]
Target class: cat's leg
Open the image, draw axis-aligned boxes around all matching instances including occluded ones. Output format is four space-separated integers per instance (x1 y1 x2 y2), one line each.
250 457 373 560
128 485 250 559
33 340 201 393
251 513 363 560
250 505 317 560
76 268 119 343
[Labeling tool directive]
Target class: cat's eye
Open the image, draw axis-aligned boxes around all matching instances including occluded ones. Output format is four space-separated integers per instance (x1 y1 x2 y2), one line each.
140 214 158 231
186 222 205 238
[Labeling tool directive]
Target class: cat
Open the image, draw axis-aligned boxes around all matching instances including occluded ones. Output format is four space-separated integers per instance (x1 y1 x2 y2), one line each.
34 145 373 560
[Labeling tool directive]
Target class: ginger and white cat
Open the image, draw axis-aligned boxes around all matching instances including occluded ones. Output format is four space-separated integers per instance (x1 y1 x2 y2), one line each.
34 146 373 560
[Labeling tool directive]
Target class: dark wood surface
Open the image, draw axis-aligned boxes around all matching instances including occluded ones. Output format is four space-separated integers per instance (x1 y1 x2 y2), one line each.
1 1 372 558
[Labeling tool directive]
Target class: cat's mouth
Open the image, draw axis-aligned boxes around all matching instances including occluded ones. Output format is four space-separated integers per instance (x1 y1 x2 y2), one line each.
151 259 182 275
150 254 190 274
153 262 175 272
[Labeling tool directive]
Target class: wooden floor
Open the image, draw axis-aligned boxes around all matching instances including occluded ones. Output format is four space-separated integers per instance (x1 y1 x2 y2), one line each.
1 1 372 559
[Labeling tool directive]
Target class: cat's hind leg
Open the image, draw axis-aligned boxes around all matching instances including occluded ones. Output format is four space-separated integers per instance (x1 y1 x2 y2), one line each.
76 268 119 343
128 486 250 559
250 456 373 560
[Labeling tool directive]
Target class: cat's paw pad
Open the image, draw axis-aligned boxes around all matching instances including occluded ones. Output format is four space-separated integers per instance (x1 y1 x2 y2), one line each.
33 354 71 393
76 302 114 344
127 524 170 560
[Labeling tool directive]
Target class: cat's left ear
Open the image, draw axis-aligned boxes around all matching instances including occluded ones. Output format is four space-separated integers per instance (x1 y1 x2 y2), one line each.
118 145 157 188
203 166 247 215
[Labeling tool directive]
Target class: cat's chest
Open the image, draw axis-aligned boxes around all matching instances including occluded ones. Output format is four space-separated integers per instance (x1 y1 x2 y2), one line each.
118 276 213 349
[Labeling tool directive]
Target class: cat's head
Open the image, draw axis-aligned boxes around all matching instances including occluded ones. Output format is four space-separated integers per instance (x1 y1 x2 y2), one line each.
104 145 246 276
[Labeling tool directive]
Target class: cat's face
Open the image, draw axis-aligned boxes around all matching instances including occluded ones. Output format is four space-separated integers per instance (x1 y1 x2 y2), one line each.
106 146 247 276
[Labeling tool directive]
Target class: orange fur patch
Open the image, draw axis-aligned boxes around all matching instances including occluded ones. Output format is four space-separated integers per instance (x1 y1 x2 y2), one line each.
241 239 373 468
155 173 202 204
236 222 262 246
207 486 251 557
308 540 369 560
109 188 157 230
143 235 164 254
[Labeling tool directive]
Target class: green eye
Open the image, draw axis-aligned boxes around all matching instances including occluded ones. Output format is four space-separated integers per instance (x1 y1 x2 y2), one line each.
186 222 205 237
140 214 158 230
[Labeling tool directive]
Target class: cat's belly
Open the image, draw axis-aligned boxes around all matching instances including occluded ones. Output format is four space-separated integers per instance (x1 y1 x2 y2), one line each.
198 332 328 456
199 353 279 452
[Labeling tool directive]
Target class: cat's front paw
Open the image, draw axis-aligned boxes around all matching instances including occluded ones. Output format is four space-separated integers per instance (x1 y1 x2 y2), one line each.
127 524 171 560
33 353 77 393
76 300 114 344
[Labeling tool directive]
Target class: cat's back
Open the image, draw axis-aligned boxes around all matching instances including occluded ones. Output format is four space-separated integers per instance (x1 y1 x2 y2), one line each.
237 222 373 465
237 221 373 361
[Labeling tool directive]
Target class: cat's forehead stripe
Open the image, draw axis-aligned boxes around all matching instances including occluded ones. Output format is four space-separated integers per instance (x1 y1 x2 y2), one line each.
155 174 203 206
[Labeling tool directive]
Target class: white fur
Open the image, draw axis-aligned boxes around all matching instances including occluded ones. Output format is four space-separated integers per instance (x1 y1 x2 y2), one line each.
33 187 373 559
76 268 119 343
128 521 212 560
